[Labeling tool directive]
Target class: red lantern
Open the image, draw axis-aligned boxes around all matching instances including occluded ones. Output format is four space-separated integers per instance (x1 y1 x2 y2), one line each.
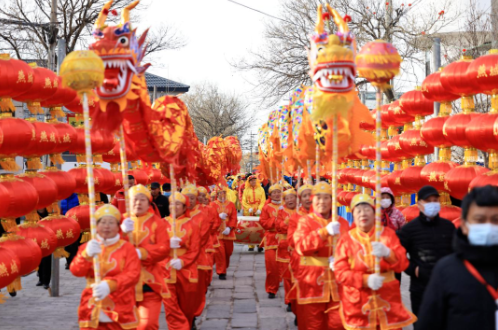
400 165 425 193
39 215 81 258
39 168 77 201
338 168 352 185
356 40 402 87
0 116 34 170
469 171 498 190
17 223 57 257
68 166 113 193
14 64 58 115
0 55 34 112
421 69 459 103
443 113 483 148
465 114 498 161
66 205 90 242
0 234 42 276
399 88 434 117
338 190 350 206
387 135 411 161
345 191 360 208
388 100 415 125
440 56 478 97
444 165 490 199
0 246 21 290
420 161 458 192
440 205 462 222
0 174 39 218
70 128 114 161
399 129 434 157
402 205 419 222
102 140 120 164
49 122 77 164
21 120 59 169
129 169 151 186
147 167 167 184
94 166 115 193
387 169 408 196
64 93 99 114
362 169 376 189
421 117 452 148
467 50 498 95
40 76 77 109
16 172 58 210
102 170 123 195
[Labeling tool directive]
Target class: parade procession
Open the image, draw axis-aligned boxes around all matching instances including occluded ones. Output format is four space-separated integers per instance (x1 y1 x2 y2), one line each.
2 0 498 329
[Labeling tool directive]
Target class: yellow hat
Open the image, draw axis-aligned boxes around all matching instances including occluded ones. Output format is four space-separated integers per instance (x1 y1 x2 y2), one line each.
198 187 208 195
129 184 152 201
95 204 121 222
312 181 332 195
210 191 217 197
181 184 198 196
269 184 283 194
283 182 293 190
283 188 297 197
350 194 374 210
169 191 187 205
298 184 313 196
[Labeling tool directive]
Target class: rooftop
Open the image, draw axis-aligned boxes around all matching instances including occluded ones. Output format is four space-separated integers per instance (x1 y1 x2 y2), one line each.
145 72 190 94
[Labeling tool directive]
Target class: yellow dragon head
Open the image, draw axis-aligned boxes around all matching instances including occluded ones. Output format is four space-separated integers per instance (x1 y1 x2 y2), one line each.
308 4 357 120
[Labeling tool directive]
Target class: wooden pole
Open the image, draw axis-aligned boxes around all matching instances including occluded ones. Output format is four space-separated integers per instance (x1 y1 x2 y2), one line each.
374 89 383 275
169 164 178 260
118 126 133 243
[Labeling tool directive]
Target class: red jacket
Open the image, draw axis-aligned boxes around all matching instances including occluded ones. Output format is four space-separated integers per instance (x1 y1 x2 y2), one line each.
275 207 297 263
110 189 126 214
259 203 281 249
210 200 237 241
70 239 141 329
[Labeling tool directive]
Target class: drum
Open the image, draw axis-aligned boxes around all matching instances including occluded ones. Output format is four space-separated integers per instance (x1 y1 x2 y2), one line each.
234 216 264 245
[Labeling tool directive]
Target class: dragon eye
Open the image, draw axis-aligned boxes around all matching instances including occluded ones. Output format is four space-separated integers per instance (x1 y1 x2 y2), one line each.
317 46 325 52
118 36 129 46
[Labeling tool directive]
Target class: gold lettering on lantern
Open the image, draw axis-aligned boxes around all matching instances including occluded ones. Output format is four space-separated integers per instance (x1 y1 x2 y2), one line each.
477 64 488 78
53 79 58 88
429 172 437 182
10 260 18 274
63 133 71 143
40 131 48 142
444 181 450 191
44 78 52 89
491 64 498 76
66 230 74 239
438 174 445 182
17 70 26 83
70 214 78 222
395 177 401 185
50 132 56 143
28 73 33 83
115 179 120 186
419 140 427 147
41 239 49 250
56 229 64 239
108 150 115 155
410 138 418 146
0 263 8 277
31 129 36 140
32 238 37 244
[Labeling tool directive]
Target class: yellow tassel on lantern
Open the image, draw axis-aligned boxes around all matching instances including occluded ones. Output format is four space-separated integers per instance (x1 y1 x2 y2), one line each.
47 202 61 215
49 153 65 165
80 231 91 243
0 292 8 304
0 158 19 171
25 210 41 223
53 247 70 259
26 157 43 170
0 97 15 112
1 218 18 232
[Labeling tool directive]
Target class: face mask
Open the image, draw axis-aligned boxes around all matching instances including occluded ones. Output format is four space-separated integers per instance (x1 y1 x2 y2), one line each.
164 192 171 197
422 202 440 218
380 199 392 209
467 223 498 246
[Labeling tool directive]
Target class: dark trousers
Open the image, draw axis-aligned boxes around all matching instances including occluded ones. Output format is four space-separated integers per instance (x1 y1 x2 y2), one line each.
65 234 81 266
38 255 52 285
410 290 424 316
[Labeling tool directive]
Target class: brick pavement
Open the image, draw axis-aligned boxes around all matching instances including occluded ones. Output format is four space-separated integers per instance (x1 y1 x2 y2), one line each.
0 245 414 330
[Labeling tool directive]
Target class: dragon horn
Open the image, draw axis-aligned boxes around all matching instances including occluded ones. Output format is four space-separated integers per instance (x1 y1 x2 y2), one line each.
121 0 140 26
94 0 114 30
315 4 324 34
326 5 349 33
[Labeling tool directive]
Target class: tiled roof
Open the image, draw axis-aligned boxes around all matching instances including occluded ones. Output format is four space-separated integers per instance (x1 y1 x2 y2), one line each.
145 72 190 93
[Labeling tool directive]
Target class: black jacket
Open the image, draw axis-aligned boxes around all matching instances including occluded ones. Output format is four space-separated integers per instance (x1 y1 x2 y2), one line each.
416 228 498 330
153 194 169 218
397 212 455 293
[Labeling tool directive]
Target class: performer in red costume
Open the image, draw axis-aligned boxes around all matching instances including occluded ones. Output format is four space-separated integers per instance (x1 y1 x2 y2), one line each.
259 183 283 299
211 187 237 280
335 194 416 330
293 181 351 329
276 188 297 310
119 185 170 330
161 191 201 330
71 204 141 330
197 186 218 287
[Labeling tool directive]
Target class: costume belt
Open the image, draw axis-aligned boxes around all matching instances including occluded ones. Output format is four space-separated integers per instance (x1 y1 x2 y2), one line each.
169 248 187 257
276 233 287 240
299 256 329 267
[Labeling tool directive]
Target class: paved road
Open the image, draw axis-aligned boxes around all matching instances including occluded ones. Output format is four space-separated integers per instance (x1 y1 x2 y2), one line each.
0 244 414 330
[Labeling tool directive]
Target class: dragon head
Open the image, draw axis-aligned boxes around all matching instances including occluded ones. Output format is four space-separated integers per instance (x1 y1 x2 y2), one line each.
308 4 356 94
90 0 149 103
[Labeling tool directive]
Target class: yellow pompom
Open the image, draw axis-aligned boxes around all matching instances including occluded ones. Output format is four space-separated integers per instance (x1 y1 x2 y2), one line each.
60 50 105 93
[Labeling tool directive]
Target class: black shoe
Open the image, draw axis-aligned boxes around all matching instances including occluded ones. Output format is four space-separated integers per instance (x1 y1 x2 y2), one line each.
65 263 69 270
43 284 49 290
286 303 292 312
268 293 276 299
191 317 197 330
258 247 264 253
294 316 298 326
36 281 43 287
8 290 16 297
219 274 226 280
248 247 254 251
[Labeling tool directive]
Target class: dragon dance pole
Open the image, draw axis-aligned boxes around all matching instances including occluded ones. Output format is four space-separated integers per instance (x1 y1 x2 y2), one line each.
296 166 302 206
374 89 383 275
307 160 312 184
82 93 101 284
118 126 133 244
332 114 338 224
315 144 320 184
169 164 178 260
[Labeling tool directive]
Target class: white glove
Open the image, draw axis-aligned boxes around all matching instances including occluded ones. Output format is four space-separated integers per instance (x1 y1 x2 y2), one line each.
371 242 391 258
248 208 253 214
85 239 101 257
255 210 261 216
136 248 142 260
120 218 134 233
328 256 335 271
170 258 182 270
279 205 284 210
326 221 341 236
92 281 110 301
222 227 231 236
170 236 182 249
219 213 228 220
367 273 385 291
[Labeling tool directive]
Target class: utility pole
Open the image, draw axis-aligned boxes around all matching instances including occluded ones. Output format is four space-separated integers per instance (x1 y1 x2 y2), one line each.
48 0 58 71
492 0 498 48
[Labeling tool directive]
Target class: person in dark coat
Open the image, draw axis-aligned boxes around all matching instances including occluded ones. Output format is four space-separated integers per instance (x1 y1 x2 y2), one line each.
150 182 169 218
417 185 498 330
36 208 51 289
397 185 455 316
61 193 81 269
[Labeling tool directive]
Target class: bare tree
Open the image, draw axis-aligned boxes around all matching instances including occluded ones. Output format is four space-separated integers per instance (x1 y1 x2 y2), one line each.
181 83 254 141
0 0 185 61
233 0 461 106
